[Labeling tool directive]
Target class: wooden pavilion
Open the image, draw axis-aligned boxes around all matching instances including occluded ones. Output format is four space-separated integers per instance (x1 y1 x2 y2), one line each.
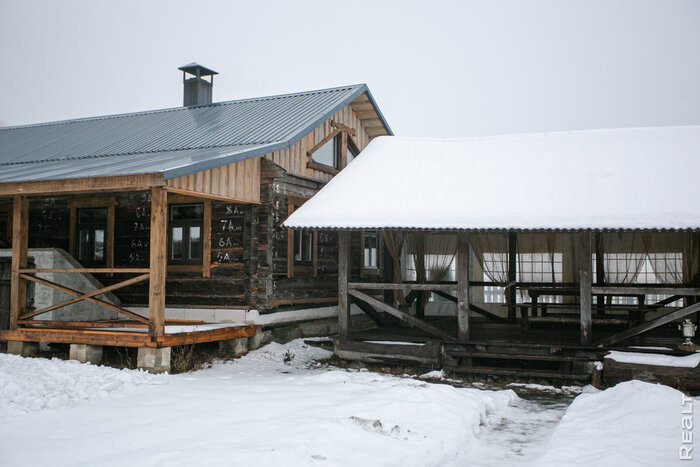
285 127 700 380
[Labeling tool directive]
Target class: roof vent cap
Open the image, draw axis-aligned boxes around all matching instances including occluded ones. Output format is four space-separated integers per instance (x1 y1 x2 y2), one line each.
178 62 218 107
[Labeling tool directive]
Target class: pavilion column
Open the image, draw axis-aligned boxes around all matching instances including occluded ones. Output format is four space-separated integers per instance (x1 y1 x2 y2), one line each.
148 187 167 339
9 195 28 330
338 231 351 339
577 231 593 345
457 232 470 341
507 231 517 321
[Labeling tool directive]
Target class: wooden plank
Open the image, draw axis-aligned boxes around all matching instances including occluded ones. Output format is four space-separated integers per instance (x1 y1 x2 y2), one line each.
335 338 440 366
270 298 337 307
202 200 212 278
19 273 150 320
161 324 257 346
457 231 470 341
0 173 164 196
164 186 260 204
106 205 115 272
338 231 351 338
148 187 167 339
348 289 455 341
597 301 700 347
0 328 151 347
19 268 150 273
17 273 150 324
591 286 700 296
307 161 339 175
577 231 593 344
9 195 28 330
347 282 457 291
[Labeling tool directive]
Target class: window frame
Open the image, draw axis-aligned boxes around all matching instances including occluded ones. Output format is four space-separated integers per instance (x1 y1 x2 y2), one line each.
360 230 383 278
75 207 108 266
68 196 117 270
168 203 204 266
287 195 318 278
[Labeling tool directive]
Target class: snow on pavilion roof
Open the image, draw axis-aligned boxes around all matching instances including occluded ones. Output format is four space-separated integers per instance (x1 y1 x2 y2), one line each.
284 125 700 231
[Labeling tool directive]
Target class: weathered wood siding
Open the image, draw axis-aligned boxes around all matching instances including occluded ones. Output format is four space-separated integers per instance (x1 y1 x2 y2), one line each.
263 102 372 183
166 157 260 203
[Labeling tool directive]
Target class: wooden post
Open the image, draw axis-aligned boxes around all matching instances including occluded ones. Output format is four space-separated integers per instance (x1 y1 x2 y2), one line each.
340 131 348 169
148 187 167 339
202 200 212 278
9 195 28 331
594 232 605 316
457 232 470 341
577 231 592 345
338 231 351 339
507 231 517 321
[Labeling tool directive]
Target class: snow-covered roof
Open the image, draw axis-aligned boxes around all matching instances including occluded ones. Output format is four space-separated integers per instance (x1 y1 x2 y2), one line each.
284 126 700 231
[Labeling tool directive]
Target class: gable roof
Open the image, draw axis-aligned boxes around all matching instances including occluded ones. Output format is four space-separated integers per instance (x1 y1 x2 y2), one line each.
284 125 700 231
0 84 391 183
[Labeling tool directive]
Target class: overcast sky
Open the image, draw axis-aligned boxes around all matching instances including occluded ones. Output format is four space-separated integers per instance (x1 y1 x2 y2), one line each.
1 0 698 137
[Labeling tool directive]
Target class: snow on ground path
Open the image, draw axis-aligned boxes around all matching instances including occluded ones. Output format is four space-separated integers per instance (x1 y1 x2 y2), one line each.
0 339 517 467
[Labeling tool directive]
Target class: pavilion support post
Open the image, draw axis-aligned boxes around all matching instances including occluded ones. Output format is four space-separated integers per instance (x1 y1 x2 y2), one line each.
577 231 593 345
9 195 28 331
148 187 167 339
338 231 351 339
594 232 605 316
507 231 517 321
457 232 470 341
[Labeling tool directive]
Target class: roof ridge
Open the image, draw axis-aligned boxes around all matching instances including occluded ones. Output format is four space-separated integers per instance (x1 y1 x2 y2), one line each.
0 84 366 131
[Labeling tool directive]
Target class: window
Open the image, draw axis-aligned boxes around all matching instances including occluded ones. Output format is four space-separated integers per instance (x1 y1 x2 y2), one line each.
76 208 107 265
311 135 341 168
0 210 8 246
482 252 563 304
347 138 360 164
363 231 379 269
404 253 456 302
294 230 314 265
287 196 317 277
169 204 203 264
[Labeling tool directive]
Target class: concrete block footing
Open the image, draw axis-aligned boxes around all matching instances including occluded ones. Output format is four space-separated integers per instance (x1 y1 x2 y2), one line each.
219 337 248 357
69 344 103 364
247 330 272 351
7 341 39 357
137 347 171 373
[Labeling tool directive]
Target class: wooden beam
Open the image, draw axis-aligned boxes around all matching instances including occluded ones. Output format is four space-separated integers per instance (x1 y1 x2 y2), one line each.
164 186 260 205
148 186 167 339
457 232 470 341
202 200 212 278
350 296 392 327
348 289 455 341
18 273 149 323
9 195 28 330
19 273 150 320
597 301 700 347
19 268 150 273
338 231 351 339
0 173 164 196
330 120 357 136
577 231 593 344
106 205 115 274
307 128 342 156
591 286 700 296
431 290 506 323
307 161 339 176
347 282 456 291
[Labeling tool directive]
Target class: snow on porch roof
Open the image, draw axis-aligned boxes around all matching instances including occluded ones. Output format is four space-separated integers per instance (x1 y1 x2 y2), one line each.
284 125 700 231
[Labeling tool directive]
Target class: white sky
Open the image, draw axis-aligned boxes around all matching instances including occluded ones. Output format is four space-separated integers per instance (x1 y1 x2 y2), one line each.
1 0 699 137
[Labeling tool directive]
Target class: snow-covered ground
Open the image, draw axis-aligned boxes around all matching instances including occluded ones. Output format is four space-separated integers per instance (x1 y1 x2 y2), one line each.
0 339 697 466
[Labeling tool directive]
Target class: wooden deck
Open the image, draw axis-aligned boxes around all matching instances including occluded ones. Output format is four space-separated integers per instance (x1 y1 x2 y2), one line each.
0 320 257 348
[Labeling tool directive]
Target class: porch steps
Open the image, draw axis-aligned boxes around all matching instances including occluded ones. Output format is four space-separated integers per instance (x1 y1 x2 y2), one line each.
442 342 602 382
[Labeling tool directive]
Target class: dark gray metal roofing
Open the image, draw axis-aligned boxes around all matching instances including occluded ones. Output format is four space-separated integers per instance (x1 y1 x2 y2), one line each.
0 84 392 182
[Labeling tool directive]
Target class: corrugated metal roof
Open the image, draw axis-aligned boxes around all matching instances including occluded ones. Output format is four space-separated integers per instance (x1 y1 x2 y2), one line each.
0 84 392 182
